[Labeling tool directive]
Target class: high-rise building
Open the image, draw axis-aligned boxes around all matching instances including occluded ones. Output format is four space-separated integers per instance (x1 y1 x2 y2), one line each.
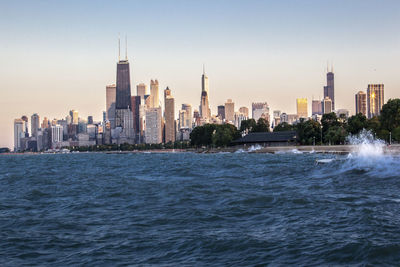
323 67 335 111
367 84 384 119
239 107 249 117
51 124 63 148
323 97 332 114
225 99 235 123
199 68 211 121
164 87 175 143
137 83 147 100
106 84 116 128
70 110 79 125
296 98 308 118
179 110 188 129
116 58 132 110
87 116 93 124
31 113 40 138
181 104 192 129
150 79 159 108
252 102 270 122
145 107 162 144
355 91 367 116
217 105 225 120
234 112 248 129
42 117 49 129
14 119 25 151
131 96 141 140
312 100 323 115
114 41 135 142
21 116 29 137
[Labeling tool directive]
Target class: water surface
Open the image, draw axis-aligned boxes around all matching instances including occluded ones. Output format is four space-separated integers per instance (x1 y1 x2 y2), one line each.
1 150 400 265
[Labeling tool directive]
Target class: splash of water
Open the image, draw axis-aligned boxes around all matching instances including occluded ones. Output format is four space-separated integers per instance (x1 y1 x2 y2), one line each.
346 129 385 158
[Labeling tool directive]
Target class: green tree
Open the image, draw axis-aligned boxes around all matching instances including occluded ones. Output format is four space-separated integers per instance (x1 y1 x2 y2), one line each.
273 122 294 132
239 119 256 133
366 116 381 135
295 119 321 145
252 118 270 132
347 113 367 135
212 124 240 147
379 98 400 132
392 126 400 142
324 125 347 145
321 112 340 135
190 123 217 147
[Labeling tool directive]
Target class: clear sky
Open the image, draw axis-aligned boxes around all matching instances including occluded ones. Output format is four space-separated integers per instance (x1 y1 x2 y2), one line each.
1 0 399 148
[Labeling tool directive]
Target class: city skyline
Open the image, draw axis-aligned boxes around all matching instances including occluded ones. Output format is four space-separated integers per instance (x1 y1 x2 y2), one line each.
1 0 400 148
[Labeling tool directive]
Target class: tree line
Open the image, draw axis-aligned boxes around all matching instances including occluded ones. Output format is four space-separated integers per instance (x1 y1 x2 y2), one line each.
190 98 400 147
273 98 400 145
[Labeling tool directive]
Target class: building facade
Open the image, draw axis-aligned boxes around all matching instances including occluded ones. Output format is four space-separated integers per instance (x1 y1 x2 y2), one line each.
355 91 367 116
367 84 384 118
252 102 270 122
296 98 308 118
312 100 323 115
324 68 335 111
225 99 235 123
145 107 162 144
106 84 116 128
323 97 332 114
150 79 159 108
164 87 175 143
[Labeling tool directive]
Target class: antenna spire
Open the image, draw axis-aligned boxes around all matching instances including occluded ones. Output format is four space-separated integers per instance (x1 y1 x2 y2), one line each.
125 35 128 60
203 64 205 75
118 33 121 61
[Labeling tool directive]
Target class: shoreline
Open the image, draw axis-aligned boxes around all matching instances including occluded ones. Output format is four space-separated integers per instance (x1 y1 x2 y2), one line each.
2 144 400 155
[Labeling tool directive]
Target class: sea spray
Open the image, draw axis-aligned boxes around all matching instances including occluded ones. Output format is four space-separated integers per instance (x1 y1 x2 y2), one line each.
339 129 400 177
346 129 385 158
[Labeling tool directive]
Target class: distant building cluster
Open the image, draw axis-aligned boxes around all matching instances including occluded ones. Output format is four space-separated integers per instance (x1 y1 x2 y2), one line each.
13 48 386 152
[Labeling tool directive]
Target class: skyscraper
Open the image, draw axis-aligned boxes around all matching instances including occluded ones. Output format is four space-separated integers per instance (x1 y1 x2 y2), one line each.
355 91 367 116
145 107 162 144
150 79 159 108
164 87 175 143
114 38 135 142
225 99 235 123
323 97 332 114
202 65 209 94
131 96 141 140
21 116 29 137
312 100 323 115
199 67 211 120
367 84 384 118
217 105 225 120
137 83 147 100
252 102 270 121
181 104 192 129
106 84 116 128
51 124 63 148
239 107 249 117
14 118 25 151
31 113 40 138
115 59 132 110
323 67 335 111
42 117 49 129
296 98 308 118
70 110 79 125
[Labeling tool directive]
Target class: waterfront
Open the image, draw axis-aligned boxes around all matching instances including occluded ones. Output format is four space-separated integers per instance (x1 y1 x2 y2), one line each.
1 150 400 265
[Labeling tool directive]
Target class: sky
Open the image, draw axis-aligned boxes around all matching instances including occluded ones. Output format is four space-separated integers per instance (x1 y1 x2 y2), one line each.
0 0 399 149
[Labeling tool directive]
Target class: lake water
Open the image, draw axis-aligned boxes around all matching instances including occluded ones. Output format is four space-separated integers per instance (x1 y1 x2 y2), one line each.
1 147 400 265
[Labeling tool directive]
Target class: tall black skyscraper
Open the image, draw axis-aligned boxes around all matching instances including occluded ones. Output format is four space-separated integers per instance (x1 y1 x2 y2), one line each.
323 66 335 111
116 59 132 110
